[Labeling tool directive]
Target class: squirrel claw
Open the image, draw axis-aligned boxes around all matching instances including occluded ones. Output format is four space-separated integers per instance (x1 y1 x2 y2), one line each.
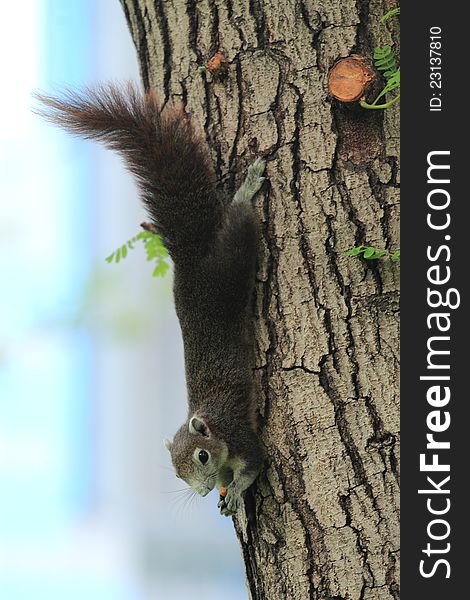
246 158 266 185
233 158 267 206
251 157 266 173
224 485 242 514
218 498 232 516
218 488 241 516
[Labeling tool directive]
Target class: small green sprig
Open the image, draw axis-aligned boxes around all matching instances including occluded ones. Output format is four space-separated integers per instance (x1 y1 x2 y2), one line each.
343 246 400 269
106 230 169 277
381 7 400 23
360 7 400 110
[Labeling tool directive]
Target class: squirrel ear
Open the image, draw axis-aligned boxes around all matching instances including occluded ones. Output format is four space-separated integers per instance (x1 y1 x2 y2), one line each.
163 437 172 451
189 416 210 437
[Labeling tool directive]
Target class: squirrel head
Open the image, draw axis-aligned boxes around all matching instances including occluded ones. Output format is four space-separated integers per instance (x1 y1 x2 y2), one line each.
164 415 229 496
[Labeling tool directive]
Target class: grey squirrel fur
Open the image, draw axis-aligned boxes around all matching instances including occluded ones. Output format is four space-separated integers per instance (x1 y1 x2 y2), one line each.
35 83 265 516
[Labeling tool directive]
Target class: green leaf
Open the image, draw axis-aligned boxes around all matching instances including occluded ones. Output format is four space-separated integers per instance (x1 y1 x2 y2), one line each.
374 46 398 76
105 229 170 279
343 244 400 270
372 249 388 259
381 7 400 23
374 46 391 59
153 261 169 278
373 69 400 104
343 246 366 257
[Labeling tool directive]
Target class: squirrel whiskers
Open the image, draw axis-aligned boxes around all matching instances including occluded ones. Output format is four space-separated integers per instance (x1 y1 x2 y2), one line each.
35 83 266 516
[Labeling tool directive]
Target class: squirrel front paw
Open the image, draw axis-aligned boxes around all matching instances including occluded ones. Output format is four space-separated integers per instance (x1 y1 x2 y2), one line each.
217 497 233 517
244 158 266 197
233 158 266 205
217 483 242 516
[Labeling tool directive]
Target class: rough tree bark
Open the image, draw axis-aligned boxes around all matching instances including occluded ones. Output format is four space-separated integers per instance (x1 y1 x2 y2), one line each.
119 1 400 598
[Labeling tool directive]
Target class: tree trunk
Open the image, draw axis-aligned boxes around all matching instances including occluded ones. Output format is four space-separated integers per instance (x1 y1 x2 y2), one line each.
120 1 400 598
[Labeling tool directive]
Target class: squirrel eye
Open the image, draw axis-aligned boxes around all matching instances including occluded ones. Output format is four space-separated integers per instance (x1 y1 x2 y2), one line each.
198 450 209 465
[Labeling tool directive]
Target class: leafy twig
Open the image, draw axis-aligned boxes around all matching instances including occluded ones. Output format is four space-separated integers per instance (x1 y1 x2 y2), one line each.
106 230 169 278
361 7 400 110
343 246 400 270
381 7 400 23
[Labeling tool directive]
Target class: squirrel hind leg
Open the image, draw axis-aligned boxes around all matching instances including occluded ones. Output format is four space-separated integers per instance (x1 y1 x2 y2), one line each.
232 158 266 206
210 199 258 309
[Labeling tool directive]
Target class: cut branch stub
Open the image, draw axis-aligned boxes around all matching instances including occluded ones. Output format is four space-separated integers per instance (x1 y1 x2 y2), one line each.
206 52 229 79
328 56 376 103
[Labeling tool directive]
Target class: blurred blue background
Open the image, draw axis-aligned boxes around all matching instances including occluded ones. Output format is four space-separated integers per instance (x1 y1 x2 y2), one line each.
0 1 246 598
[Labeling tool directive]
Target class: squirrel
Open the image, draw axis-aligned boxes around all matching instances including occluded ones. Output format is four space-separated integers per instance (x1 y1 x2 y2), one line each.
35 83 266 516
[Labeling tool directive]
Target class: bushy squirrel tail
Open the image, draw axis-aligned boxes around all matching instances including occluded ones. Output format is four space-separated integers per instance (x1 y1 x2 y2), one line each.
34 83 221 261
